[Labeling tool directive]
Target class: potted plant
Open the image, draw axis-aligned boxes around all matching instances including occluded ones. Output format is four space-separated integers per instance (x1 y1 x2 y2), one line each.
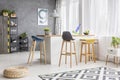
83 30 89 35
44 27 50 35
10 10 16 17
111 36 120 48
1 9 11 16
19 32 27 39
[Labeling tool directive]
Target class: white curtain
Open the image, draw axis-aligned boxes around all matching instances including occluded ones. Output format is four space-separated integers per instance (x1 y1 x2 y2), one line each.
83 0 120 36
55 0 61 35
83 0 120 61
58 0 80 34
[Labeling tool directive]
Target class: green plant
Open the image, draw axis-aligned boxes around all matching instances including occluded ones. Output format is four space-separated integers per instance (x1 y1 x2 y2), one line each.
44 27 50 31
10 10 15 14
111 36 120 48
83 30 89 35
44 27 50 35
19 32 27 39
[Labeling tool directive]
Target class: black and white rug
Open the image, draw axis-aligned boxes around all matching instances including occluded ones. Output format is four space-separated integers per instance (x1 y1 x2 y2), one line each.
39 67 120 80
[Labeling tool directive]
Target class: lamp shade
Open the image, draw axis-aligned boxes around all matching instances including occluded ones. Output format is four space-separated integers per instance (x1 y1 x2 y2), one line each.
52 10 59 18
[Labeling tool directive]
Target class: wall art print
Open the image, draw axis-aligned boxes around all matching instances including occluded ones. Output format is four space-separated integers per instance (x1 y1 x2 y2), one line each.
38 8 48 25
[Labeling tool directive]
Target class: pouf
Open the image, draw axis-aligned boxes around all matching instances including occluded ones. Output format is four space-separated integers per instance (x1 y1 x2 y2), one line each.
3 66 28 78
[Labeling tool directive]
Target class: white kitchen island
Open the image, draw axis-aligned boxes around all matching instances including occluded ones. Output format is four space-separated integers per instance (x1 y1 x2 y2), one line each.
37 35 98 65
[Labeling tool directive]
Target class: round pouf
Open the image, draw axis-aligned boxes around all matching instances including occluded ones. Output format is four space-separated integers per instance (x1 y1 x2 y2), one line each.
3 66 28 78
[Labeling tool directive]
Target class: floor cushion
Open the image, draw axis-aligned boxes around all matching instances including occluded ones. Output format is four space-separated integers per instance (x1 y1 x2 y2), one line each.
3 66 28 78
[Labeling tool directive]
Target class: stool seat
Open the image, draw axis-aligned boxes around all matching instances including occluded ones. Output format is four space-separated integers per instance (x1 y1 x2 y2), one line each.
32 36 44 42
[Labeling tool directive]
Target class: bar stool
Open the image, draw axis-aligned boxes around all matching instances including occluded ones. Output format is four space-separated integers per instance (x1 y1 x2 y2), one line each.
27 36 46 64
58 31 78 68
80 39 96 64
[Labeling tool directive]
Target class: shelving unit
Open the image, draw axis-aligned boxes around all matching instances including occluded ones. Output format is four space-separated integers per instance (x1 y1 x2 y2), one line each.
0 16 29 53
19 37 29 52
0 16 31 53
9 17 18 53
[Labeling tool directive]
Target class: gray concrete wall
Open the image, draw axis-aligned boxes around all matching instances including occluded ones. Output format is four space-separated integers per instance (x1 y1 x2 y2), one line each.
0 0 56 50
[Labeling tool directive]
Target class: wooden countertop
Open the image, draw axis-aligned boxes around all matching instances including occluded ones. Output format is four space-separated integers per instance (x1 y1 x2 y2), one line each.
37 35 61 37
37 34 95 37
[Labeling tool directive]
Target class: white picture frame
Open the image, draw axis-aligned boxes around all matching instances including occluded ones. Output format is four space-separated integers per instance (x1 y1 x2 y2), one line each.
38 8 48 25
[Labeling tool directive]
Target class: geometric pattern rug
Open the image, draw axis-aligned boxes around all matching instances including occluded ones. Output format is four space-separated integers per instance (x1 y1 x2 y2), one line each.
39 67 120 80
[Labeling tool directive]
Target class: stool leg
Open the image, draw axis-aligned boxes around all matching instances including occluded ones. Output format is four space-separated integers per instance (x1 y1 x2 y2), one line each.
65 42 67 64
80 43 83 62
105 55 109 65
85 44 87 64
113 56 116 64
29 41 36 63
31 41 36 64
27 41 34 64
116 57 119 67
70 41 72 68
59 41 64 67
73 42 77 65
40 42 42 63
43 40 46 64
90 44 94 61
88 44 90 61
92 44 96 63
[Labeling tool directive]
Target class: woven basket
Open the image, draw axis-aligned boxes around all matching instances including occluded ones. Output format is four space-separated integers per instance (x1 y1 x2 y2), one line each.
3 66 28 78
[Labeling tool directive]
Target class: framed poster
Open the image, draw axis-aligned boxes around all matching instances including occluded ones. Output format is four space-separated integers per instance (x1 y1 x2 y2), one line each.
38 8 48 25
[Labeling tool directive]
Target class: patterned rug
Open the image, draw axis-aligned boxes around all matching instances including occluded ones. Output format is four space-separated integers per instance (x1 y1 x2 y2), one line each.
39 67 120 80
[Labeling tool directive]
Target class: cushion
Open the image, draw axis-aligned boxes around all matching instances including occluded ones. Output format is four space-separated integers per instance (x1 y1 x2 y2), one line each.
3 66 28 78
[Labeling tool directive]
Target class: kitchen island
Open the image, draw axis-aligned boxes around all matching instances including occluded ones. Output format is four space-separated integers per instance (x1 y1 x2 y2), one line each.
37 35 98 65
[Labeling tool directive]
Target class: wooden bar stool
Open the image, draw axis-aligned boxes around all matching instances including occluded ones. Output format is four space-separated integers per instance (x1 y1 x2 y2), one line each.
58 31 78 68
80 39 96 64
27 36 46 64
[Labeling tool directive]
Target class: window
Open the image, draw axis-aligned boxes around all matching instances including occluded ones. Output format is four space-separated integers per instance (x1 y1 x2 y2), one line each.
60 0 80 34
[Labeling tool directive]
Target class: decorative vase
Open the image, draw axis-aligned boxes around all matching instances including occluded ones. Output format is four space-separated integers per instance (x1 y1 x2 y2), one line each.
84 33 89 35
3 12 8 16
11 13 16 17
